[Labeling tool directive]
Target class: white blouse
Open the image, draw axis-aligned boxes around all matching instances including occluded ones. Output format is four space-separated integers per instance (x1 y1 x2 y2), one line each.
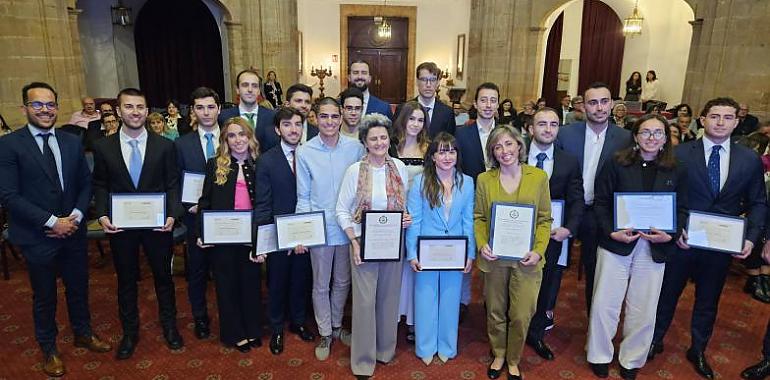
641 79 659 102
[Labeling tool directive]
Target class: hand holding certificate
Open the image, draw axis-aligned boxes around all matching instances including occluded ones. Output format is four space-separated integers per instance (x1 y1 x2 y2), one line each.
686 211 745 255
110 193 166 229
489 202 535 261
255 224 278 255
361 211 403 262
275 211 327 250
417 236 467 270
201 210 253 245
614 192 676 232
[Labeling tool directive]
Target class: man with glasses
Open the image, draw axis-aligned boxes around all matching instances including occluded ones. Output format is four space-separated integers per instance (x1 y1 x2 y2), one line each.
218 68 277 153
348 59 393 118
339 87 364 139
0 82 111 377
395 61 456 137
84 111 120 151
564 96 586 125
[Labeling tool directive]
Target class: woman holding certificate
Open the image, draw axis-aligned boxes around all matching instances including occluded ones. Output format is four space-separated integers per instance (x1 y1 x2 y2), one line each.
474 125 552 380
405 132 475 365
587 114 687 380
196 117 263 353
336 113 411 379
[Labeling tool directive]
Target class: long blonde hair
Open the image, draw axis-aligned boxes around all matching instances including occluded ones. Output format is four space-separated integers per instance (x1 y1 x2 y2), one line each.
214 117 260 185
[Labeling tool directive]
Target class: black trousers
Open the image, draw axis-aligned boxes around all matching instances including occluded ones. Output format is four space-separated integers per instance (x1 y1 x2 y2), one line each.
110 230 177 335
578 206 599 315
209 245 262 346
23 237 92 355
528 243 565 341
266 250 312 332
653 248 732 352
183 213 209 320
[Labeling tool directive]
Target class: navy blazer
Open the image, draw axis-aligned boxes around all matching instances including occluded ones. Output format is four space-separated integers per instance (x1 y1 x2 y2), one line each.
305 122 319 141
254 144 297 226
366 94 393 119
455 123 486 182
395 98 456 137
555 122 633 188
0 127 92 257
218 106 278 154
675 139 767 244
174 130 208 199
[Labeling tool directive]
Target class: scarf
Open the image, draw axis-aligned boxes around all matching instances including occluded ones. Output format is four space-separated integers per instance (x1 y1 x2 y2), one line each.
352 155 406 224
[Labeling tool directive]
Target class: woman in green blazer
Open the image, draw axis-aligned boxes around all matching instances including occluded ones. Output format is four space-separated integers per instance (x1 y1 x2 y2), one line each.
474 125 552 380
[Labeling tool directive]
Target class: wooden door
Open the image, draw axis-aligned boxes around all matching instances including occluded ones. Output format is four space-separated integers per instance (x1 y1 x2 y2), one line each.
347 17 408 104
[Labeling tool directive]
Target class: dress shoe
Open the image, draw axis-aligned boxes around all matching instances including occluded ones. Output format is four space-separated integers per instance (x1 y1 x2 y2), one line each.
589 363 609 378
421 355 434 366
42 353 65 377
488 360 505 379
508 373 522 380
459 303 469 324
686 349 714 379
746 276 759 293
193 317 211 339
526 338 554 360
647 341 664 361
742 358 770 379
620 365 638 380
270 332 284 355
755 275 770 303
289 324 315 342
74 334 112 353
406 327 416 344
248 338 262 348
115 335 138 360
163 327 184 350
235 341 251 353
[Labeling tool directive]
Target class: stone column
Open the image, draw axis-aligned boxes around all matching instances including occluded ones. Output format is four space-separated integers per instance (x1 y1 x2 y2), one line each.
259 0 299 85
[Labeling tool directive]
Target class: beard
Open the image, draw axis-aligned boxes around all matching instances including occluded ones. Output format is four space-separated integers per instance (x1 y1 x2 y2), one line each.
352 82 368 92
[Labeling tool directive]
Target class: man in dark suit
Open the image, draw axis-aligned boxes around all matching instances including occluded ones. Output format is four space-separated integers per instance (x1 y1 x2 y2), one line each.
555 82 632 315
348 59 393 119
0 82 111 377
93 88 183 359
649 97 767 379
284 83 318 144
556 94 572 125
395 61 456 137
525 107 584 360
255 107 315 356
732 103 760 137
217 68 277 153
174 86 223 341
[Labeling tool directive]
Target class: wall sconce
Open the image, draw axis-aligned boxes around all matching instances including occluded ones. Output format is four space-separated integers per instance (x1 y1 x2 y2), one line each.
111 1 132 26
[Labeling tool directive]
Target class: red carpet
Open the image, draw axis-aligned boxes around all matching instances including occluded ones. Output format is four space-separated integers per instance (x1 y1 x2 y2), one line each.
0 244 769 379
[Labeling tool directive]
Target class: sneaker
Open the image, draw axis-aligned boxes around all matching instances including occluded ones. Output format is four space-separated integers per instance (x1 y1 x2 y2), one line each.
315 336 332 361
339 329 352 347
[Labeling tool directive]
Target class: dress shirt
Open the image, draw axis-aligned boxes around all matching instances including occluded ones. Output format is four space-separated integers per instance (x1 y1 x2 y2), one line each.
238 103 259 121
528 143 555 178
702 136 730 191
583 125 607 205
478 119 495 169
67 110 100 129
119 128 148 170
296 134 365 245
197 127 220 158
418 97 437 121
362 89 371 115
301 121 309 144
280 140 296 172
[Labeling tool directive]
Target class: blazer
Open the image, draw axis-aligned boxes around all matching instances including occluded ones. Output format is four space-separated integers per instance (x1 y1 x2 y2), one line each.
0 127 91 255
218 106 278 154
675 139 767 244
555 107 572 124
305 123 319 141
366 94 393 119
175 130 209 182
555 122 633 188
473 166 552 273
405 172 476 262
92 131 182 221
83 120 106 151
593 158 688 262
254 144 296 226
455 123 486 182
395 97 456 137
196 157 257 238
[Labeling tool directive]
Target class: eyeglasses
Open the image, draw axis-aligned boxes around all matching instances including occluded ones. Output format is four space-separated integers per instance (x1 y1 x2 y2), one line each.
418 77 439 84
26 101 58 111
343 106 363 112
638 130 666 140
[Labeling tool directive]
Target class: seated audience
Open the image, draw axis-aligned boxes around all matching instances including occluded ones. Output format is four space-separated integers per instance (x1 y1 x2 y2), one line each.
498 99 516 126
148 112 179 141
612 103 629 128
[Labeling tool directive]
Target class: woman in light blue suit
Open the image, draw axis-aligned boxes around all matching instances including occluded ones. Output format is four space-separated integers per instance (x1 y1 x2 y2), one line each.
406 132 475 365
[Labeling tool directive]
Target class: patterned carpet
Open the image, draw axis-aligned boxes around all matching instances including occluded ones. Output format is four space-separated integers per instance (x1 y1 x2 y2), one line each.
0 243 769 380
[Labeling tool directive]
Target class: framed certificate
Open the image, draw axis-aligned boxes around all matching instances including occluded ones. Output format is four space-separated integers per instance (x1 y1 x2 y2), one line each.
614 192 676 233
274 211 327 250
361 210 403 262
489 202 535 260
256 223 278 255
181 171 205 204
201 210 253 245
686 210 746 254
417 236 468 271
551 199 565 230
110 193 166 229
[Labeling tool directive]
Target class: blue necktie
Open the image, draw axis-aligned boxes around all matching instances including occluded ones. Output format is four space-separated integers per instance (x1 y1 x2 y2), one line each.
204 133 215 159
535 152 547 169
707 145 721 196
128 140 142 188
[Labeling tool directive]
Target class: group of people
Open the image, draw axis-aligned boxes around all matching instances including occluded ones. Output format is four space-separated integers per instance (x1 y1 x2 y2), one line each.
1 58 770 380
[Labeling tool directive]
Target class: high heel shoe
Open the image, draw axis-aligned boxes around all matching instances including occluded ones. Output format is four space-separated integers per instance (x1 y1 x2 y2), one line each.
488 359 505 379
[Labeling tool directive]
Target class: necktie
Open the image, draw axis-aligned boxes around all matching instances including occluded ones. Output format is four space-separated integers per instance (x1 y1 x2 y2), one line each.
38 133 61 189
290 150 296 174
707 145 721 196
204 133 215 159
535 152 547 169
128 140 142 188
424 106 432 116
244 113 255 128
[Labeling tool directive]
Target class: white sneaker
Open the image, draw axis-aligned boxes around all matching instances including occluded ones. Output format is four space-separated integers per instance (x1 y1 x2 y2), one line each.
315 336 332 361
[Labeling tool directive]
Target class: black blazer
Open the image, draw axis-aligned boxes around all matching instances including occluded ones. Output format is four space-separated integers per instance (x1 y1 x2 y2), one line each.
83 120 106 151
455 123 486 182
395 98 456 137
305 122 319 141
254 145 296 226
92 131 182 220
196 157 256 238
0 127 91 257
676 139 767 243
175 131 208 181
594 158 689 263
218 106 278 154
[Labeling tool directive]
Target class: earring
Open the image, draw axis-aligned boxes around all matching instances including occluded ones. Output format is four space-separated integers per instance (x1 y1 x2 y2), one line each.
633 143 640 151
659 146 664 152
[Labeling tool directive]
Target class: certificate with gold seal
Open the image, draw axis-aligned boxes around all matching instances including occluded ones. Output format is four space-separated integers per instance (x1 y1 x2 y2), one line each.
361 210 403 262
489 202 535 260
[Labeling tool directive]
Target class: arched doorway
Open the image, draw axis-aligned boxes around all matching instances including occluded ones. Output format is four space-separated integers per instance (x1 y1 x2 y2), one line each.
134 0 225 107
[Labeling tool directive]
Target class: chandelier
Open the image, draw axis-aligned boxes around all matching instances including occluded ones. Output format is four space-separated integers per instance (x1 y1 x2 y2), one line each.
374 0 391 41
622 0 643 37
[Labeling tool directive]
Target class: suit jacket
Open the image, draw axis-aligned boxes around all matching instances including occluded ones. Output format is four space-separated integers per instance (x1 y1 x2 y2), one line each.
366 94 393 119
218 106 278 153
92 131 182 221
254 144 297 226
0 127 92 258
555 122 633 189
675 139 767 244
174 130 209 191
395 97 456 137
83 120 106 151
594 158 688 262
455 123 486 182
556 107 572 124
196 157 257 238
305 123 319 141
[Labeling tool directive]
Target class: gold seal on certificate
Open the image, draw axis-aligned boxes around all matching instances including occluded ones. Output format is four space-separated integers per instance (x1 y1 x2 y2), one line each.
417 236 468 270
614 192 676 232
110 193 166 229
274 211 327 250
361 210 403 262
686 210 746 254
255 223 278 255
201 210 253 245
181 171 205 204
489 202 535 260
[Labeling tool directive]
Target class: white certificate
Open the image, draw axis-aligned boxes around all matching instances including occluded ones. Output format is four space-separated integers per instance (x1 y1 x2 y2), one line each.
202 211 253 245
256 223 278 255
614 192 676 232
181 171 205 204
110 193 166 229
551 200 564 230
361 211 403 261
490 202 535 260
418 236 467 270
275 211 327 250
686 211 745 254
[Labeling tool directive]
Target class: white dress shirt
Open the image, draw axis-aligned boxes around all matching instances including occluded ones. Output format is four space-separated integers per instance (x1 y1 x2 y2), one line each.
239 103 259 120
583 125 607 205
197 127 220 157
529 143 555 179
119 128 148 168
702 135 730 191
362 89 371 115
418 97 437 121
280 140 297 172
478 119 495 169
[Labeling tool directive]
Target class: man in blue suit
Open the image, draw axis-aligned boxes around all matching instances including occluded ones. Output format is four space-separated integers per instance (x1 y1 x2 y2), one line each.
395 62 457 137
0 82 111 377
217 69 277 153
649 97 767 379
348 60 393 119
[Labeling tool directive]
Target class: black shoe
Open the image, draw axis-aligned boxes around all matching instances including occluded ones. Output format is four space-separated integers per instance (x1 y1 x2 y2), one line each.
115 334 138 360
746 276 759 293
163 327 184 350
742 358 770 379
355 376 371 380
647 341 664 361
193 317 210 340
289 324 315 342
620 366 638 380
235 342 251 353
508 373 522 380
526 338 554 360
270 333 284 355
755 275 770 303
249 338 262 348
406 328 415 345
488 360 505 379
589 363 609 378
686 348 714 379
459 303 469 325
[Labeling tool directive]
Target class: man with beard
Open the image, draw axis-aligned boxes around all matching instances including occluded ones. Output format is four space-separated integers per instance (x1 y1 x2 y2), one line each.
339 87 365 139
218 68 277 153
395 62 456 137
348 60 393 118
284 83 318 144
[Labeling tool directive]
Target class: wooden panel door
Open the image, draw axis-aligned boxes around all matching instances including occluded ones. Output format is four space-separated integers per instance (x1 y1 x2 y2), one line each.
347 17 409 104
